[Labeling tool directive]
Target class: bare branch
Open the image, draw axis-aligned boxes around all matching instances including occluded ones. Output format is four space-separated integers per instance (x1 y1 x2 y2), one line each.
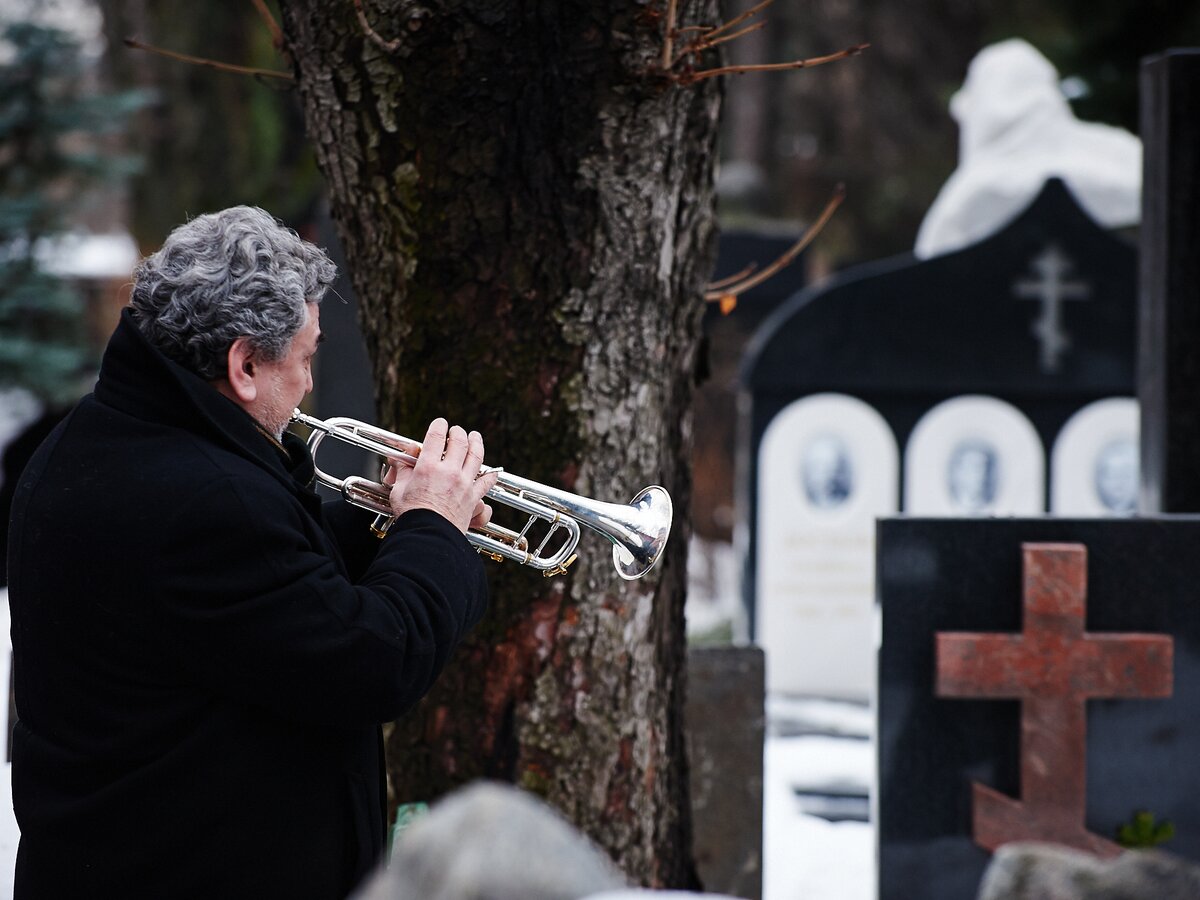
674 20 766 66
679 42 868 84
123 37 294 81
696 0 775 44
706 263 758 292
353 0 403 53
661 0 679 71
249 0 285 53
705 186 845 307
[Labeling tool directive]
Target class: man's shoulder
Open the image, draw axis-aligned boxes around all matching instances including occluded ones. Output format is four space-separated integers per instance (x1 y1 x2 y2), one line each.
27 398 290 509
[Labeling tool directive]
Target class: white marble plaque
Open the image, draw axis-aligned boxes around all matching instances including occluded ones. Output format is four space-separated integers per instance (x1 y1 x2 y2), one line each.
1051 397 1139 516
755 393 898 700
904 395 1045 515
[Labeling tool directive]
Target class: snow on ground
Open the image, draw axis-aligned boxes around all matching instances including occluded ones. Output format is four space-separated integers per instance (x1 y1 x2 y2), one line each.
763 700 875 900
0 766 12 900
690 541 879 899
0 593 14 899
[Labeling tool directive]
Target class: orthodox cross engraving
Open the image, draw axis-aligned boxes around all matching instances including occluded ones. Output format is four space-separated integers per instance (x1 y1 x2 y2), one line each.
1013 245 1090 373
936 543 1173 857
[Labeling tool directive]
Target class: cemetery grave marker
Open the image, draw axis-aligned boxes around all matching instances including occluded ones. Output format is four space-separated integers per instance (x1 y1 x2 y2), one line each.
903 396 1044 516
1013 245 1091 373
876 518 1200 900
872 48 1200 900
1051 398 1139 515
936 542 1172 857
1139 49 1200 513
740 177 1137 700
755 393 896 700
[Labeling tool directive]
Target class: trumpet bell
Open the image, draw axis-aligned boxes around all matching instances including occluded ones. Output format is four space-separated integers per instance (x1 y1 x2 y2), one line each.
613 486 673 580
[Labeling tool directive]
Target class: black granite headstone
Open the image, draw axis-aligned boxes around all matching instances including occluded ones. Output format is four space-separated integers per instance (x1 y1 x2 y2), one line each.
1138 50 1200 513
876 517 1200 900
740 178 1137 638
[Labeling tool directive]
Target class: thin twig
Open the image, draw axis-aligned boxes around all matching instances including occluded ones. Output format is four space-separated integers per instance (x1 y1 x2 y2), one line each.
661 0 679 71
706 264 758 292
675 20 766 65
705 186 845 303
353 0 403 52
250 0 285 52
681 43 868 84
696 0 775 44
123 37 294 80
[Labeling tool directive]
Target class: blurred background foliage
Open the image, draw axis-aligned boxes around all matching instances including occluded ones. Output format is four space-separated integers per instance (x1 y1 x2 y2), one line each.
716 0 1200 269
0 19 145 403
94 0 320 252
4 0 1200 400
86 0 1200 267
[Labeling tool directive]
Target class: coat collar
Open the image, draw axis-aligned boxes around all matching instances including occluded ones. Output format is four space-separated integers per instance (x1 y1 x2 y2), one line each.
94 309 318 498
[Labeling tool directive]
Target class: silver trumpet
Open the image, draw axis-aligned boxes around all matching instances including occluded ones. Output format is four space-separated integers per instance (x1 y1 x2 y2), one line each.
290 410 673 580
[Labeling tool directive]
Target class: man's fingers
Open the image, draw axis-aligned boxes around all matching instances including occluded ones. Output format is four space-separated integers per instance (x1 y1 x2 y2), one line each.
392 419 496 532
466 430 485 475
380 460 397 487
443 424 469 468
474 469 500 502
388 463 414 506
470 500 493 530
420 418 449 466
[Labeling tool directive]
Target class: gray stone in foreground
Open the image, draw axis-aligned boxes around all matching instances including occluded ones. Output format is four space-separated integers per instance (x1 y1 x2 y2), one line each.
686 645 765 898
585 893 742 899
354 781 627 900
978 842 1200 900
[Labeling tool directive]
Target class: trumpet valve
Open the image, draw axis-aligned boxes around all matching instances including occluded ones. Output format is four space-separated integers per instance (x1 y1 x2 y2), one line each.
542 554 578 578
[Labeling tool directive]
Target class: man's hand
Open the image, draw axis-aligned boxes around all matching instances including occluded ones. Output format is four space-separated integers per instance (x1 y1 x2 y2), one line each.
388 419 499 534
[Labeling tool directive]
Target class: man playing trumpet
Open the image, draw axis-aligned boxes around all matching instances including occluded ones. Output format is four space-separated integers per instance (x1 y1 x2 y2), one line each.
7 206 498 898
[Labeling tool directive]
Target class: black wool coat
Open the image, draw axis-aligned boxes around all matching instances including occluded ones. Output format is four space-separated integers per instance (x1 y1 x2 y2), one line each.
7 310 489 899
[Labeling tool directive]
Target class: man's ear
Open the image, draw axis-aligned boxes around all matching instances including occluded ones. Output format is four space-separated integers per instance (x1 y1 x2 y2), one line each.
224 337 259 404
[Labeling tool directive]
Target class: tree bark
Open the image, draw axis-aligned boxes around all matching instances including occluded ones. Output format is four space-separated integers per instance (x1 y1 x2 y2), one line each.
277 1 720 886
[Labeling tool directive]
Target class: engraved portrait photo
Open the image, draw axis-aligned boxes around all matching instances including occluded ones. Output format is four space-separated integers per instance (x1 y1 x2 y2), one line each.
1093 436 1137 515
800 433 854 509
946 438 999 513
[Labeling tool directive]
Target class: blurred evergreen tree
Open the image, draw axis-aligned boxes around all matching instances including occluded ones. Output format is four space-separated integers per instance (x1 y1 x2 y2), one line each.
991 0 1200 132
0 21 145 405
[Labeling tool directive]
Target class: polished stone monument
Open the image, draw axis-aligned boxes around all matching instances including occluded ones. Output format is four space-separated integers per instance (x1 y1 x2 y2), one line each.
876 518 1200 900
740 177 1137 700
1139 50 1200 513
874 48 1200 900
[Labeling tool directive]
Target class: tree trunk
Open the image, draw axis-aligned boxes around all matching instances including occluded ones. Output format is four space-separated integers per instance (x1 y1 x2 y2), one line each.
277 1 720 886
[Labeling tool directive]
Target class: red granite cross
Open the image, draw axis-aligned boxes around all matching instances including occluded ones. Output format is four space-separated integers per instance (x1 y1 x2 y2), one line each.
936 543 1173 857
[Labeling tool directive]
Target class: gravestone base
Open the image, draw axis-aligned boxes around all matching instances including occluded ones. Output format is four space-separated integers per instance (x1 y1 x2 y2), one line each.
686 645 765 900
742 178 1137 699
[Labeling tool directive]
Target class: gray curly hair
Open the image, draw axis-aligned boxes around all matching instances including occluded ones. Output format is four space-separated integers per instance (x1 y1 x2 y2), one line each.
129 206 337 380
